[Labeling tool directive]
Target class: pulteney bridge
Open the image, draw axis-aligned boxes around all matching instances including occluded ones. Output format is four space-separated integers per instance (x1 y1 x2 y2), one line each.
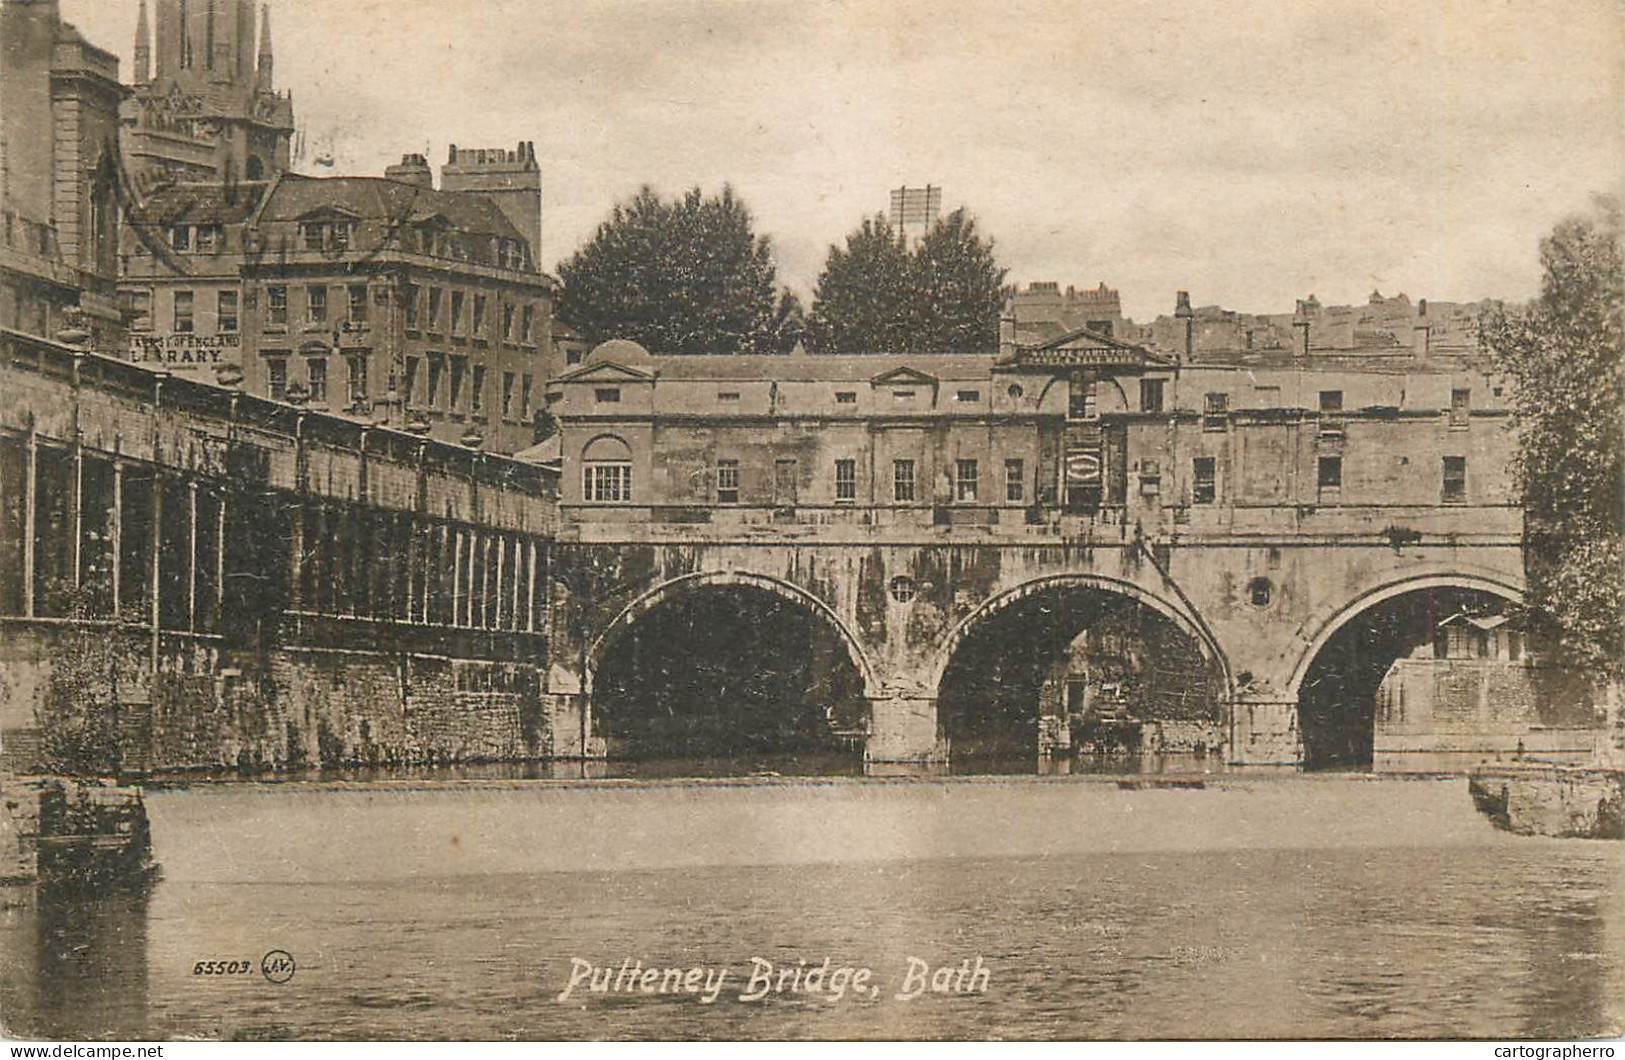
540 337 1581 771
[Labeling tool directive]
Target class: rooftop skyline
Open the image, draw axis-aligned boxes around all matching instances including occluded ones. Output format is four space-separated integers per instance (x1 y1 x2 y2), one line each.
63 0 1624 321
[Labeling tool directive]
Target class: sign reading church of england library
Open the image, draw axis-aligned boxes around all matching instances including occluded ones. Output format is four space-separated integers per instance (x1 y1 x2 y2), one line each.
128 330 243 369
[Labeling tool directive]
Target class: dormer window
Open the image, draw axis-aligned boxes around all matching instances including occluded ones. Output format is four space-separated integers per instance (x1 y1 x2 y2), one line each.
302 222 325 251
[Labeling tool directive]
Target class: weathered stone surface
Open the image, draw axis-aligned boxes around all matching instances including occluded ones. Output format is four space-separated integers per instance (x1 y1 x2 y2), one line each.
1469 765 1625 839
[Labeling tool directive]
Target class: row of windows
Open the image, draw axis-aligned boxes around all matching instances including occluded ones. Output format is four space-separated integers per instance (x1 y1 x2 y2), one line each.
1190 455 1470 504
578 451 1472 506
128 289 238 334
402 355 534 420
265 284 370 329
403 284 535 345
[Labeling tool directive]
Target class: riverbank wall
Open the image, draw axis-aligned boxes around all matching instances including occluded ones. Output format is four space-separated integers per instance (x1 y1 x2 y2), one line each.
1469 765 1624 839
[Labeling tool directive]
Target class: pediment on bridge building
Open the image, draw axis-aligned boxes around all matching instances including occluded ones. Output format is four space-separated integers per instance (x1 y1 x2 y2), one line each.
557 361 655 384
869 365 940 388
1000 325 1173 372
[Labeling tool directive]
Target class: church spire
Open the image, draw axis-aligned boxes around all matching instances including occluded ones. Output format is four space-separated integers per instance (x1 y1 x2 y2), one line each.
134 0 152 85
256 3 273 88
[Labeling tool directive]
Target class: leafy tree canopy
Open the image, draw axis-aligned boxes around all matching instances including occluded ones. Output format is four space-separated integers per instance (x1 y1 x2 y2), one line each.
555 185 783 355
1485 196 1623 678
809 207 1008 354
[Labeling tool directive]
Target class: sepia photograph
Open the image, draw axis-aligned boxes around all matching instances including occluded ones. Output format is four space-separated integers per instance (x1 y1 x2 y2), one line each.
0 0 1621 1044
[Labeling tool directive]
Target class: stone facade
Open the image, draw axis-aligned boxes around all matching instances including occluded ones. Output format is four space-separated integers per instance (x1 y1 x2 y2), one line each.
0 330 557 774
541 333 1569 768
0 0 128 351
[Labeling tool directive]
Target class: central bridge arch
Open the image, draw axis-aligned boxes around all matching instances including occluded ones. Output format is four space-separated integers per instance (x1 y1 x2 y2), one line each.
928 573 1233 761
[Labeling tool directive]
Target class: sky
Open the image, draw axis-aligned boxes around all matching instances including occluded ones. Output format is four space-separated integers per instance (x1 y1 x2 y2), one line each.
63 0 1625 321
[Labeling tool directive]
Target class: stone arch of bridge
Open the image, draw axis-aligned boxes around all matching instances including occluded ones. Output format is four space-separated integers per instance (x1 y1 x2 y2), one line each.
926 572 1234 701
583 569 880 699
1282 570 1526 700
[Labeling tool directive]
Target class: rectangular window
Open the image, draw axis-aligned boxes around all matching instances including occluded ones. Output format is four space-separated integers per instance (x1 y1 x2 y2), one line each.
835 459 856 503
521 374 533 420
1319 390 1344 413
716 459 740 504
427 354 444 407
130 288 153 331
502 371 515 418
330 223 350 253
1443 456 1467 503
267 357 287 401
956 459 979 502
450 355 467 409
502 303 514 341
267 285 288 327
471 366 486 415
403 285 419 330
1005 458 1025 503
174 289 194 332
307 357 328 404
450 291 465 334
1140 378 1164 412
521 305 534 344
718 391 741 403
347 355 367 406
1317 455 1342 493
834 391 857 404
584 464 631 503
955 389 981 403
1203 392 1229 430
473 295 486 337
1069 379 1097 420
595 388 621 404
893 459 916 503
217 290 239 332
403 356 420 407
1192 456 1216 504
194 225 217 254
302 222 325 251
171 225 191 251
1450 388 1471 427
428 288 443 331
348 285 368 324
306 285 327 326
893 390 915 401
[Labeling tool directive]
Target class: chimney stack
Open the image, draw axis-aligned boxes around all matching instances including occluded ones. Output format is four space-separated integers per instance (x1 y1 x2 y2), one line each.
998 303 1017 360
385 153 434 190
1292 299 1312 359
1174 290 1193 362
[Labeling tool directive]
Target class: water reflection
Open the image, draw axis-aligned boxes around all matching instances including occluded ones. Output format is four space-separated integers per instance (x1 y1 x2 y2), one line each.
0 886 150 1041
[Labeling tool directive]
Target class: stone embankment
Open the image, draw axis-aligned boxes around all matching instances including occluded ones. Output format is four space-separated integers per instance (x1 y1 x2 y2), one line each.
1469 764 1624 839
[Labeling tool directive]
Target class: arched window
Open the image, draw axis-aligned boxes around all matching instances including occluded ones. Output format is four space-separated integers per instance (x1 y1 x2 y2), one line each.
245 156 265 181
582 435 632 503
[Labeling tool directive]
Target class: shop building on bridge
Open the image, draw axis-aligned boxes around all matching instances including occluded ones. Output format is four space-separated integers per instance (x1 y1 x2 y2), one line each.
542 322 1602 771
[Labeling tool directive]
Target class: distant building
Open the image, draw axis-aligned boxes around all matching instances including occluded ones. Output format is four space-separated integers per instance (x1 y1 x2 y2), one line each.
887 185 941 246
0 0 128 349
121 0 294 188
121 161 555 453
1011 281 1501 365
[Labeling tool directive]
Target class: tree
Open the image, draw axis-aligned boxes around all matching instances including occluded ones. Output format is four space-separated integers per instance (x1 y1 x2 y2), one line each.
1484 196 1623 681
910 208 1008 353
555 185 780 355
807 215 914 354
808 207 1008 354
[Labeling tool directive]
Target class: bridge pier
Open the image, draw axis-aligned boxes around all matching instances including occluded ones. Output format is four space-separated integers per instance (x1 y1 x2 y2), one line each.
1229 698 1303 766
864 694 948 763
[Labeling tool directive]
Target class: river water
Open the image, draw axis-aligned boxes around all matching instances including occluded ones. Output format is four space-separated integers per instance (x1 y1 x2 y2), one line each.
2 773 1621 1041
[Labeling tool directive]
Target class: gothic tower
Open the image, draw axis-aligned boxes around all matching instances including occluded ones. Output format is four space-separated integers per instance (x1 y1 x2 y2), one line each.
121 0 293 188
